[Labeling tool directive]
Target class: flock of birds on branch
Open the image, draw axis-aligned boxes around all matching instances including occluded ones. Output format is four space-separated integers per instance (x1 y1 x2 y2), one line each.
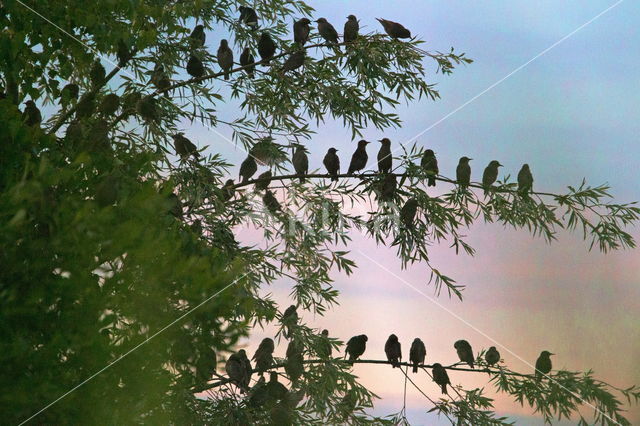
223 305 555 401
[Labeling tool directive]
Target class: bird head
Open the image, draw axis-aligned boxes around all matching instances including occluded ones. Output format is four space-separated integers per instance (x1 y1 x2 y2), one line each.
388 334 398 342
220 39 229 47
315 18 327 24
321 329 329 336
432 362 443 368
454 340 470 349
225 179 234 186
361 334 368 342
424 149 435 156
357 139 370 148
269 372 279 382
413 338 422 344
347 14 357 21
378 138 391 145
489 160 502 168
299 18 311 25
238 349 247 356
489 346 497 351
25 100 35 107
260 32 270 40
460 156 472 163
522 163 530 170
541 350 554 357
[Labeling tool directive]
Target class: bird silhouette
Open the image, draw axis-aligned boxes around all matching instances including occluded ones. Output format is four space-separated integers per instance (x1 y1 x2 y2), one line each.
240 48 255 78
285 340 304 383
517 164 534 196
384 334 402 368
316 18 339 45
258 32 276 65
409 338 426 373
454 339 475 368
344 15 359 44
432 363 450 394
172 133 199 159
217 39 234 80
281 50 306 74
255 170 272 191
22 100 42 126
318 329 332 358
189 24 206 48
281 305 298 338
482 160 502 195
263 190 281 214
535 350 553 380
90 60 106 86
380 174 397 201
485 346 500 367
221 179 235 201
345 334 368 362
186 54 205 78
348 140 370 174
226 349 252 392
400 198 419 228
239 155 258 182
293 18 311 46
323 148 340 181
456 157 472 189
99 93 120 116
377 138 392 173
376 18 411 39
151 63 171 92
60 83 79 106
292 145 309 182
421 149 438 187
238 6 258 29
252 338 275 374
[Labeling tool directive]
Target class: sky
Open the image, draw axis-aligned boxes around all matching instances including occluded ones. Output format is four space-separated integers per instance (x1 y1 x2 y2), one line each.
190 1 640 424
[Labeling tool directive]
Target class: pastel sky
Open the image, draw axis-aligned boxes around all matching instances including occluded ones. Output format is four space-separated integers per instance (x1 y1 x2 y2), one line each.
188 1 640 423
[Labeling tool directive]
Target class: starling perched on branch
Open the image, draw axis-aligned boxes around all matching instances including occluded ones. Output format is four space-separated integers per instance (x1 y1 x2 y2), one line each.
98 93 120 116
252 338 275 374
377 138 392 173
221 179 235 201
292 145 309 182
281 50 306 74
239 6 258 29
345 334 367 362
318 329 332 358
255 170 272 191
217 39 234 80
189 24 206 48
225 349 252 392
172 133 199 159
186 54 205 78
240 48 255 78
432 363 450 394
344 15 359 43
135 96 158 124
535 350 553 380
348 139 370 174
409 338 426 373
380 174 397 201
485 346 500 367
281 305 298 338
239 155 258 182
454 339 475 368
90 60 106 86
517 164 534 195
456 156 472 189
316 18 339 45
293 18 311 46
400 198 419 228
151 63 171 92
384 334 402 368
258 32 276 65
285 340 304 383
421 149 438 187
116 39 132 66
376 18 412 39
76 94 96 119
22 100 42 126
482 160 502 195
263 190 281 215
60 83 79 106
323 148 340 181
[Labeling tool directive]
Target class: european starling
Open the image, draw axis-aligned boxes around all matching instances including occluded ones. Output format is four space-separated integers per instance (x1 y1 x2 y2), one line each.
485 346 500 367
376 18 412 39
189 24 206 48
258 32 277 65
224 349 251 392
255 170 272 191
217 39 234 80
400 198 419 228
76 93 96 119
432 363 450 394
517 164 534 195
348 139 370 174
186 54 205 78
377 138 392 173
263 190 281 215
252 338 275 374
421 149 438 187
281 50 305 74
409 338 426 373
535 350 553 380
172 133 199 159
239 155 258 182
241 349 254 387
344 15 359 44
135 96 158 123
316 18 339 45
240 48 255 78
456 156 472 188
239 6 258 29
384 334 402 368
98 93 120 116
380 173 397 201
265 372 288 402
482 160 502 195
60 83 79 106
221 179 235 201
454 339 475 368
323 147 340 181
293 18 311 46
281 305 298 338
22 100 42 126
285 340 304 383
318 329 332 358
151 63 171 92
90 60 106 86
345 334 367 361
292 145 309 182
116 39 132 66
